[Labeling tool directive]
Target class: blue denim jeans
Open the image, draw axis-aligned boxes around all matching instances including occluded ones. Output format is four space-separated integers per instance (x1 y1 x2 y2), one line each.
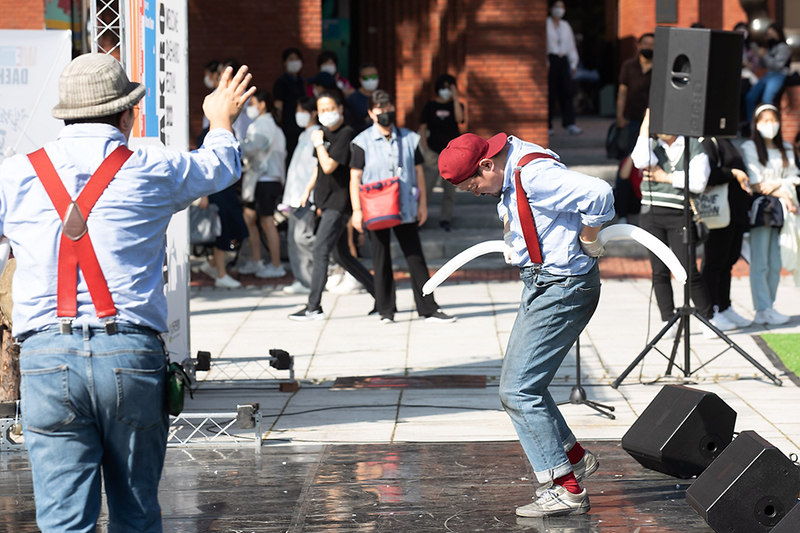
749 225 782 311
20 324 169 532
499 263 601 483
746 71 786 123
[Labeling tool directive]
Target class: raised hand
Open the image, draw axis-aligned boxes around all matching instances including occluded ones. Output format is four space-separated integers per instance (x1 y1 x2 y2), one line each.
203 65 256 133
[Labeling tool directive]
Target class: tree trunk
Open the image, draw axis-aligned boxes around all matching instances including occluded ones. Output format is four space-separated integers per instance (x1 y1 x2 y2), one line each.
0 327 19 417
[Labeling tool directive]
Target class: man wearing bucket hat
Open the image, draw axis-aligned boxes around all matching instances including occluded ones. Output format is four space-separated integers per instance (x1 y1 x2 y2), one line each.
0 54 254 531
439 132 614 517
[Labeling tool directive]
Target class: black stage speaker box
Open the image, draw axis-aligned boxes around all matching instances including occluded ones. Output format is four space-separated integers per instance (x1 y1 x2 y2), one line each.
649 26 743 137
686 431 800 533
772 498 800 533
621 385 736 478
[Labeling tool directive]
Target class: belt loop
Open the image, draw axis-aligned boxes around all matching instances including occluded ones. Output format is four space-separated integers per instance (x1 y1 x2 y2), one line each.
59 318 73 335
82 323 90 341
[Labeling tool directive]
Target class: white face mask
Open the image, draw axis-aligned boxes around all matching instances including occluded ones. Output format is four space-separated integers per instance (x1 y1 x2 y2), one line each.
551 6 565 18
318 110 341 128
203 75 215 89
320 63 337 75
286 59 303 74
361 77 379 91
438 88 452 100
295 111 311 128
245 106 261 120
312 87 321 98
757 122 780 140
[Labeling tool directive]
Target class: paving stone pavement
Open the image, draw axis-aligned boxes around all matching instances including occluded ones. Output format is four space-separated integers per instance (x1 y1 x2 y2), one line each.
188 272 800 458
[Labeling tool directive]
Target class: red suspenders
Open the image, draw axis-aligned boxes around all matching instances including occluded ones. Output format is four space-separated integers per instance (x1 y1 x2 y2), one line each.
514 152 558 265
27 145 133 334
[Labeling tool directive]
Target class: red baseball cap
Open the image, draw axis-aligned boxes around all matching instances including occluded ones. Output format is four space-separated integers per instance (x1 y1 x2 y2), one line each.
438 132 508 184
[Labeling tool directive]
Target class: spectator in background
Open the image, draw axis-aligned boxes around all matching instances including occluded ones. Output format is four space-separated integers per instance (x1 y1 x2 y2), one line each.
612 156 642 225
240 90 287 279
198 189 248 289
350 90 456 324
419 74 465 232
735 22 760 137
546 0 582 136
745 24 792 124
314 50 354 98
347 62 380 131
198 60 222 146
222 59 252 142
273 47 306 159
282 96 320 295
741 104 799 325
794 131 800 169
616 33 653 153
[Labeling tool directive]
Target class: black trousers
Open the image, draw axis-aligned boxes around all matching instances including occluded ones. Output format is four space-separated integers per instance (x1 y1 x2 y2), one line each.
368 222 438 318
639 207 713 321
548 54 576 129
701 222 746 313
307 209 375 312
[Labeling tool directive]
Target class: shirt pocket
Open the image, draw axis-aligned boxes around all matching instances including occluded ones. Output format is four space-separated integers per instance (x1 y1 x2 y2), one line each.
21 365 76 434
115 365 166 430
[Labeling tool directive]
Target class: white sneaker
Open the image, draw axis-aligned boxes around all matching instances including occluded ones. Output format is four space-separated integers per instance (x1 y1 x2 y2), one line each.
328 272 363 294
215 274 241 289
565 124 583 136
710 310 736 331
721 307 752 328
199 261 218 279
283 280 311 295
326 266 345 291
700 321 716 339
238 259 264 275
754 308 790 326
516 484 590 518
536 449 599 497
662 320 679 340
256 263 287 279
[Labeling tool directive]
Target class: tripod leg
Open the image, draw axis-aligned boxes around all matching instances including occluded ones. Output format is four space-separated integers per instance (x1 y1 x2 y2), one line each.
665 315 686 376
585 399 615 412
694 313 783 386
611 313 681 388
582 401 616 420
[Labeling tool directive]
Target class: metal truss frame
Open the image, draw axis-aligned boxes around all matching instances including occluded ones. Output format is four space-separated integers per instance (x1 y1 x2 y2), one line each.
88 0 125 65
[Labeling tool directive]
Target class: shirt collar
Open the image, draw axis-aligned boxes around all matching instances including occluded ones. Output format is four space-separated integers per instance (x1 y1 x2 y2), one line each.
370 123 397 142
657 135 685 151
57 123 128 144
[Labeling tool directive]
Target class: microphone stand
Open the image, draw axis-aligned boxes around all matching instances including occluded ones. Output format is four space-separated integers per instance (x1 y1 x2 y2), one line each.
558 336 615 419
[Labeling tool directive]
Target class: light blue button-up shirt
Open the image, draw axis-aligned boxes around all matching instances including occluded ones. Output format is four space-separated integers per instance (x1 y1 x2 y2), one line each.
0 124 242 336
498 136 614 276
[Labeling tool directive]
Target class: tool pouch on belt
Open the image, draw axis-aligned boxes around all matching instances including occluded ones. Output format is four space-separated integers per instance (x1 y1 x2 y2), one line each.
167 362 193 416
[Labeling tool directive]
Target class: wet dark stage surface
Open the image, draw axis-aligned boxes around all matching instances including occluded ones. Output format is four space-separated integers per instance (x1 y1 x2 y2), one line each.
0 440 713 532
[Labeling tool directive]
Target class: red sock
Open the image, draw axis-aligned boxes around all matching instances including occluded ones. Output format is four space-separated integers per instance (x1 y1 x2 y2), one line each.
553 472 581 494
566 442 585 465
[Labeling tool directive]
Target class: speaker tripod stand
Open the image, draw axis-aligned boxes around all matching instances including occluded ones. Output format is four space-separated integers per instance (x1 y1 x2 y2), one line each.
611 136 782 389
558 336 615 419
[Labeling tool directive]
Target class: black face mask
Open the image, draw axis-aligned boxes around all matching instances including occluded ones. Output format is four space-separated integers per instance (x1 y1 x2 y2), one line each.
767 38 779 49
640 49 653 60
376 111 395 127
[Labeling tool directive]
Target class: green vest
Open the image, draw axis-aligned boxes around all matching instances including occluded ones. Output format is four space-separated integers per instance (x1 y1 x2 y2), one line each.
640 137 703 210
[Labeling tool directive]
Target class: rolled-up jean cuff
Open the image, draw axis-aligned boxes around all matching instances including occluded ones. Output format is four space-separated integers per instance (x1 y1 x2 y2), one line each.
561 434 577 453
535 458 574 484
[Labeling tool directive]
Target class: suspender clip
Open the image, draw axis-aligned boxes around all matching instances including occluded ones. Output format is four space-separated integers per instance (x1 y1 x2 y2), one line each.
103 318 118 335
59 318 73 335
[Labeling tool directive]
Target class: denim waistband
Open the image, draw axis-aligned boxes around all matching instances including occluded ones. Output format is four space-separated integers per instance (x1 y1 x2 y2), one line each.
17 323 161 342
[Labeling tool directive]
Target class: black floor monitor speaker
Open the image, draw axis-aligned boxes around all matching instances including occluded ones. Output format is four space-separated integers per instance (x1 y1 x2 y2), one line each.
621 385 736 478
772 498 800 533
686 431 800 533
649 26 743 137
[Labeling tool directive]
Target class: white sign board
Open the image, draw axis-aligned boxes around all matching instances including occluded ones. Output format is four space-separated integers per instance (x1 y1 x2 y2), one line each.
0 30 71 164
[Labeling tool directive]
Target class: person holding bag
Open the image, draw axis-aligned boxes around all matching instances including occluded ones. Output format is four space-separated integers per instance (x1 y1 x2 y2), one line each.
741 104 799 325
350 91 455 324
699 137 754 329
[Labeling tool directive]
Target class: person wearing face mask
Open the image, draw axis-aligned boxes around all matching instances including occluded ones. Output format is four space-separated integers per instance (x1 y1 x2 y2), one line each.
346 62 380 131
198 60 222 144
273 47 307 160
616 33 654 152
239 90 287 279
289 91 375 321
630 108 716 338
419 74 465 232
311 50 354 98
349 91 456 324
282 96 320 295
745 24 792 127
741 104 799 325
546 0 582 136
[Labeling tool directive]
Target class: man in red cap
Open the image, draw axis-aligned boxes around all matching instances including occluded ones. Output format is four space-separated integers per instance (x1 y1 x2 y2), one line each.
439 132 614 517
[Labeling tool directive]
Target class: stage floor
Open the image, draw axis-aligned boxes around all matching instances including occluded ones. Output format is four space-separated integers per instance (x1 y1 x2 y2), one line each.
0 440 714 532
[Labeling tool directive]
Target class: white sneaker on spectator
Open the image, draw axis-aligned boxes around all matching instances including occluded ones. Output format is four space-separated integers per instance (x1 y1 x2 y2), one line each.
256 263 286 279
238 259 264 275
710 310 736 332
199 261 218 279
283 280 311 295
326 265 345 291
565 124 583 136
721 307 752 328
329 272 364 294
754 308 790 326
215 274 241 289
662 320 679 340
700 321 717 339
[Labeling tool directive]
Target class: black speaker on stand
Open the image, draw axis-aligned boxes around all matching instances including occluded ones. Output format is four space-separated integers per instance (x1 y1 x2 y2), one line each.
611 27 782 388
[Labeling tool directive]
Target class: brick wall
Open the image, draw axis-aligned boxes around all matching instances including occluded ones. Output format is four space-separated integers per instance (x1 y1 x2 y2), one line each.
0 0 44 29
781 86 800 146
187 0 322 147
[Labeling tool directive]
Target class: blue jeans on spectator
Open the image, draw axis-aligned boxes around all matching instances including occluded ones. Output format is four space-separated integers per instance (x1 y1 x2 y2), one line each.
20 325 169 533
746 71 786 123
499 263 601 483
749 225 782 311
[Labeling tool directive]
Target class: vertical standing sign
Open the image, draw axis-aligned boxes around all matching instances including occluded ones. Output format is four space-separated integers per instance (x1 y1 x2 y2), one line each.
124 0 191 361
